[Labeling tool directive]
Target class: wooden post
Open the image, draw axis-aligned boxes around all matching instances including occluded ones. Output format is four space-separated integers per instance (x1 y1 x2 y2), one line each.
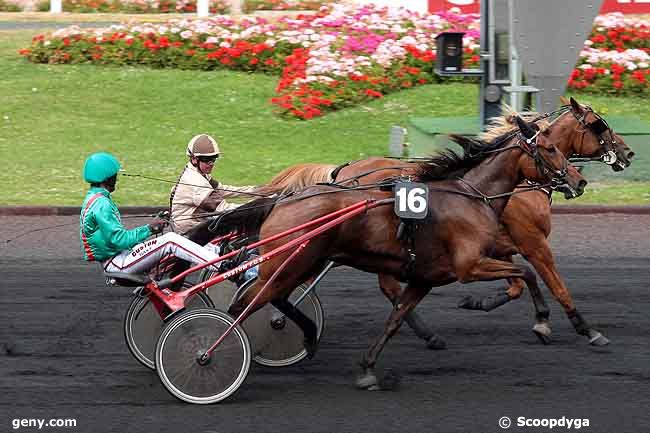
231 0 242 14
197 0 209 17
50 0 62 13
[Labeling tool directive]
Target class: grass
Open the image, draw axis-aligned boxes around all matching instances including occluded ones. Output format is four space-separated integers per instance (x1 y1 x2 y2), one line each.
1 25 649 206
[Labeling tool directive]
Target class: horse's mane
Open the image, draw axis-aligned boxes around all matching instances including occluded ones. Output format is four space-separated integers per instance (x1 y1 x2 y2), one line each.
184 196 279 244
414 106 553 182
263 163 336 195
478 105 551 143
414 134 511 182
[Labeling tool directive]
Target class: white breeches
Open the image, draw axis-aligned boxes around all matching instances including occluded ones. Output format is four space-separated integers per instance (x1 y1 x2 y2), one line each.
103 232 219 275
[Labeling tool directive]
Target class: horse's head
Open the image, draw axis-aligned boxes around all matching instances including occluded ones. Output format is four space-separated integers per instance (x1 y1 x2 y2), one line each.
565 96 634 171
514 116 587 199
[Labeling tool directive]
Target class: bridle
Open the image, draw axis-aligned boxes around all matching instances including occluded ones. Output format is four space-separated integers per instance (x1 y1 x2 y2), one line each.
517 129 568 185
569 105 619 166
467 128 569 187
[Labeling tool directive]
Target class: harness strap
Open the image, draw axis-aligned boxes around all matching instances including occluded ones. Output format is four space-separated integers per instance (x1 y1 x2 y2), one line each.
330 160 356 182
396 219 419 282
81 192 105 262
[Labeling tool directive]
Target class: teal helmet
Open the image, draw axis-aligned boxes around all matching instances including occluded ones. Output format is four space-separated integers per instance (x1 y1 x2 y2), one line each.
83 152 121 183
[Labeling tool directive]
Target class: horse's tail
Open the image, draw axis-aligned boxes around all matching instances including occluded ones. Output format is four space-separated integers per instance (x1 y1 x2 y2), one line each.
261 163 337 195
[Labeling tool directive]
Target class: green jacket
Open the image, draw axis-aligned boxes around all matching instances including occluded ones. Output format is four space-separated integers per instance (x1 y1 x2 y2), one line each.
79 187 151 262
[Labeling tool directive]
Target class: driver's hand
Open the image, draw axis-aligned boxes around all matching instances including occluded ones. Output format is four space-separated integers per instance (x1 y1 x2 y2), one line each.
149 218 169 234
156 210 171 220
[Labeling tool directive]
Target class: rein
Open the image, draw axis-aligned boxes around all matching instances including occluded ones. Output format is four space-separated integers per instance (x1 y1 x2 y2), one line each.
120 172 270 198
328 164 412 187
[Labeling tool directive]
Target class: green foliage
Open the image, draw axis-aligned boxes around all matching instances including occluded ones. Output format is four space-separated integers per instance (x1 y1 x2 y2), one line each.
0 0 21 12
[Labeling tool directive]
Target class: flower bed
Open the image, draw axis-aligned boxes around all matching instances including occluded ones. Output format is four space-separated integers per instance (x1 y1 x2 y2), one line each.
243 0 333 13
33 0 230 13
20 4 649 119
569 13 649 96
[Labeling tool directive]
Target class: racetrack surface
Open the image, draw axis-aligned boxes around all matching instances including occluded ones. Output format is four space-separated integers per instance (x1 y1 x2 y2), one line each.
1 215 649 433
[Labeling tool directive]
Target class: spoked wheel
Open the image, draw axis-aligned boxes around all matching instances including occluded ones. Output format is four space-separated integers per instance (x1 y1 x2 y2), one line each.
218 278 325 368
155 308 251 404
124 286 214 370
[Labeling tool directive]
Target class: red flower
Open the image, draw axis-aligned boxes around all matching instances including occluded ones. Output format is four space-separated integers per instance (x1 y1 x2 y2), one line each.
249 57 259 65
365 89 383 98
613 81 624 89
591 34 606 44
632 70 645 83
185 49 196 56
252 43 269 54
220 57 233 65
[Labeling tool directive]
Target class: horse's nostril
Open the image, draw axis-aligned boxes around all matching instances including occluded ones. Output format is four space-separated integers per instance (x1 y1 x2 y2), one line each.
578 179 588 191
627 151 635 160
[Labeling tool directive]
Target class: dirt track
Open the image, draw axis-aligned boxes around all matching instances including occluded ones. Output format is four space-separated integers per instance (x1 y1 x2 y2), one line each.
1 215 649 433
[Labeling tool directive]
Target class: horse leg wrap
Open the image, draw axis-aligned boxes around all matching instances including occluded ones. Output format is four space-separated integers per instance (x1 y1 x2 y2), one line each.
536 309 550 323
567 309 590 336
404 310 433 340
272 299 318 358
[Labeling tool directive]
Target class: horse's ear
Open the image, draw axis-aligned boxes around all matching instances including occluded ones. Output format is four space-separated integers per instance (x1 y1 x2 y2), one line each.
569 96 584 114
559 95 570 105
515 116 537 140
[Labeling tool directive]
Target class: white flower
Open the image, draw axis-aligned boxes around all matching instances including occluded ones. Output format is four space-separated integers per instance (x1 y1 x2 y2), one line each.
180 30 193 39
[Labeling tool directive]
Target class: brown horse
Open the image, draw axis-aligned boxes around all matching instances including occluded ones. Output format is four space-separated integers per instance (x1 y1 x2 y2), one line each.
261 97 634 347
198 116 586 389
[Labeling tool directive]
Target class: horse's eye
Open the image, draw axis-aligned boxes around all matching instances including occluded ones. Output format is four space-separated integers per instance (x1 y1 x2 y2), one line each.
547 147 556 153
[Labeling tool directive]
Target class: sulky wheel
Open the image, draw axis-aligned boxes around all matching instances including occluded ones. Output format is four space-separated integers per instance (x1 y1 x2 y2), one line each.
155 308 251 404
230 278 325 368
124 286 214 370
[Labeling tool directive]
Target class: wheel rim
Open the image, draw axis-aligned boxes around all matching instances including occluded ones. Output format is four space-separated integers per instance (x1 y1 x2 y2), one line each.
124 290 213 370
156 309 251 404
202 275 325 368
226 280 324 368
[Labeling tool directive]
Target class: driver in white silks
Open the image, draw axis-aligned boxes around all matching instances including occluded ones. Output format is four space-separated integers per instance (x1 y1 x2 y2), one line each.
170 134 257 236
79 152 221 276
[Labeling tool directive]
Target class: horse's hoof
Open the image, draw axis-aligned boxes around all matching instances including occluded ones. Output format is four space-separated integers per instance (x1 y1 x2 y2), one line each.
589 332 610 347
426 336 447 350
457 295 478 310
532 322 552 345
356 373 380 390
379 369 401 391
304 337 319 360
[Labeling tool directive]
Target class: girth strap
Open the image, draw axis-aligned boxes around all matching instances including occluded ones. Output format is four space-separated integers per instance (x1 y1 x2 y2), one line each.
396 219 419 281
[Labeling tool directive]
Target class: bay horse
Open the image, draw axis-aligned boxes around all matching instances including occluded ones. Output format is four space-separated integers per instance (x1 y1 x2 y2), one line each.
194 116 587 390
260 97 634 347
